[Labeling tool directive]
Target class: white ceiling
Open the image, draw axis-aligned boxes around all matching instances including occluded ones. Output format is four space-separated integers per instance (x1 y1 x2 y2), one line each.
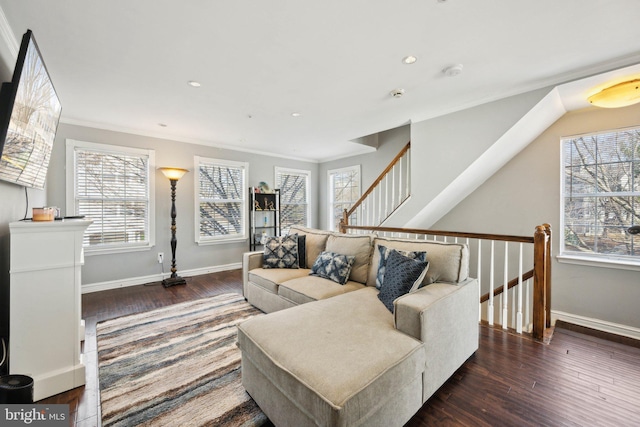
1 0 640 162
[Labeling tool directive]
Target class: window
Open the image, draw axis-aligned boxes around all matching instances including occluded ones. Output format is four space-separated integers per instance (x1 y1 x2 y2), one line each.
275 167 311 233
195 156 247 244
561 127 640 266
66 139 155 254
328 165 360 231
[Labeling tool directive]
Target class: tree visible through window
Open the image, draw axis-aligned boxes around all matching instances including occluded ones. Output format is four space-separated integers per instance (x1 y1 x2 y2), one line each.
66 140 155 253
562 127 640 260
328 165 360 231
196 157 247 243
276 167 310 233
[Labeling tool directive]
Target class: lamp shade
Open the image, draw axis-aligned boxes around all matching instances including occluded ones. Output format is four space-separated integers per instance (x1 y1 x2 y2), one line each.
588 79 640 108
159 167 189 181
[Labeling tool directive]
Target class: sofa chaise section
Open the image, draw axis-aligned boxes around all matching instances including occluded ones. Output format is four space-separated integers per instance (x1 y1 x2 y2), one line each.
237 287 427 427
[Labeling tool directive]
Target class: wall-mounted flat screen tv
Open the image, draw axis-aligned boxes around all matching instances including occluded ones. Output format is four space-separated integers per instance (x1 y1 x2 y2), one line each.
0 29 61 189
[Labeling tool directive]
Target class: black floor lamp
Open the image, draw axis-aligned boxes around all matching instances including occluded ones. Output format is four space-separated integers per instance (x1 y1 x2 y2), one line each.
159 167 189 288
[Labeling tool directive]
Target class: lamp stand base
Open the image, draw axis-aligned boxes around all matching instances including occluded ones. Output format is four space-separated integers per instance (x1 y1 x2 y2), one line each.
162 276 186 288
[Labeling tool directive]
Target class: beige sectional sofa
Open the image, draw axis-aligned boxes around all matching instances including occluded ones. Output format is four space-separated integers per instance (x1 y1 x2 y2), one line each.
238 226 479 426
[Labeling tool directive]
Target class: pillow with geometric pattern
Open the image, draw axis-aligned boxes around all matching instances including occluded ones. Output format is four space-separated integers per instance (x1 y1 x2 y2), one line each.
375 244 427 289
377 249 429 313
263 234 299 269
309 251 356 285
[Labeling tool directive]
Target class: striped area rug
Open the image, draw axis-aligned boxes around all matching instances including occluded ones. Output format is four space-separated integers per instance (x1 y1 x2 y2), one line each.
97 293 267 426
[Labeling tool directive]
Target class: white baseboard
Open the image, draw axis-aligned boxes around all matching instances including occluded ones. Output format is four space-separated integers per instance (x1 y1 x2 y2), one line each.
81 262 242 294
551 310 640 341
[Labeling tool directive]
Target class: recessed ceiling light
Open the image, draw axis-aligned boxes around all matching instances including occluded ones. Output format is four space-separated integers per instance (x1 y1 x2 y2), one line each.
443 64 463 77
291 112 302 117
187 80 201 87
402 55 417 64
158 123 167 127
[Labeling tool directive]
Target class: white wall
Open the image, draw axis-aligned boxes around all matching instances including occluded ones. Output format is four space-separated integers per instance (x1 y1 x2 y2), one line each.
431 102 640 330
46 123 319 289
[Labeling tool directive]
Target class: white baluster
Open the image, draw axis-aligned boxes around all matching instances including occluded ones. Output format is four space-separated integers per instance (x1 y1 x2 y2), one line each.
516 242 523 334
477 239 482 322
525 278 531 332
502 241 508 329
488 240 495 326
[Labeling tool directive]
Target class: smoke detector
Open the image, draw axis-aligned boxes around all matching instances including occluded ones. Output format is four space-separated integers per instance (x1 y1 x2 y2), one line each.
443 64 463 77
390 88 405 98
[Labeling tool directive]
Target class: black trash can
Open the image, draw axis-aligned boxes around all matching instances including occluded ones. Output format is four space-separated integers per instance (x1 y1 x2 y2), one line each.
0 375 34 404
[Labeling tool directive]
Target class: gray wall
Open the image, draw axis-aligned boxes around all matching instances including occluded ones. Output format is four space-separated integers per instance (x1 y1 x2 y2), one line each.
430 102 640 329
318 125 410 229
0 54 48 342
46 123 319 287
389 88 551 227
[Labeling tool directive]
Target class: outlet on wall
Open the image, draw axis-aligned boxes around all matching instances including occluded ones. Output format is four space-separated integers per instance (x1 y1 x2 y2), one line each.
157 252 164 264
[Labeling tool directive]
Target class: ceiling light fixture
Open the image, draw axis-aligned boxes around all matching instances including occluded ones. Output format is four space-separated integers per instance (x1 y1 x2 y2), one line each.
402 55 417 64
587 79 640 108
291 112 302 117
187 80 201 87
442 64 463 77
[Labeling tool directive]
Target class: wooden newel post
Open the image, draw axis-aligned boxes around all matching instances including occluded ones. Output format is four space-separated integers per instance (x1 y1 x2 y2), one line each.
339 208 349 234
532 225 548 341
544 224 552 328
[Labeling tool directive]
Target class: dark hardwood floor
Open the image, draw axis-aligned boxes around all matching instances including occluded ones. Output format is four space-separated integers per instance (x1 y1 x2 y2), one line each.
40 270 640 426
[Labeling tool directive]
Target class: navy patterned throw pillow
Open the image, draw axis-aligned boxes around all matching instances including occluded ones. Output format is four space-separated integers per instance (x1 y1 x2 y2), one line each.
309 251 356 285
377 249 429 313
263 234 299 269
375 245 427 289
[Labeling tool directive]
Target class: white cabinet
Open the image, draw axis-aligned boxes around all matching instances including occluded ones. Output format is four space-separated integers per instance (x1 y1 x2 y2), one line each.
9 219 92 401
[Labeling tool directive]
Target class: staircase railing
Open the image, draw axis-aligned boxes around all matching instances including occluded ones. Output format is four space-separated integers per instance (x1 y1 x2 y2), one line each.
341 142 411 229
340 224 553 341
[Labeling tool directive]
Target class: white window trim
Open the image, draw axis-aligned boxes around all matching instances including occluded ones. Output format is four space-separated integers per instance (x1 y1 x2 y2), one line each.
327 165 361 231
65 139 156 255
194 156 248 245
559 126 640 269
275 166 311 229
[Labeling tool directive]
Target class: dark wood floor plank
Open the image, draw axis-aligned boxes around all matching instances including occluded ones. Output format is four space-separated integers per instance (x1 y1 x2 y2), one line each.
36 270 640 426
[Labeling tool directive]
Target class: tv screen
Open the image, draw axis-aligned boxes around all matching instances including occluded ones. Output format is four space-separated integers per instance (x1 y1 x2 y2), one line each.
0 29 61 189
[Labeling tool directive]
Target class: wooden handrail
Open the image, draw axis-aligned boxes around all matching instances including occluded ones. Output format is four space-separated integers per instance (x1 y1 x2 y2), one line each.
345 141 411 218
342 224 534 244
480 269 534 303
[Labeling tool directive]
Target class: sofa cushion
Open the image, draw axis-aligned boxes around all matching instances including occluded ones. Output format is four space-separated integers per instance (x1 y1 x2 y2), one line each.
377 250 428 313
375 244 427 289
263 234 299 269
248 268 310 294
325 233 375 283
278 276 366 305
309 251 355 285
237 288 426 426
288 225 332 268
367 237 469 286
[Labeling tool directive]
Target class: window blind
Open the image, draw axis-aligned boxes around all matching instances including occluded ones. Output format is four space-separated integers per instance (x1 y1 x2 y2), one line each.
74 148 150 248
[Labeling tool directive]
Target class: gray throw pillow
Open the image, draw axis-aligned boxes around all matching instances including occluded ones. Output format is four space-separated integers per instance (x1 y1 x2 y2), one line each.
263 234 299 269
309 251 355 285
377 249 428 313
376 244 427 289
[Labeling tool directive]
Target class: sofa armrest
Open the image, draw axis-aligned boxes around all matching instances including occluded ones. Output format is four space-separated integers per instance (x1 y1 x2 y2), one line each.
393 279 477 341
393 278 479 401
242 251 263 296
